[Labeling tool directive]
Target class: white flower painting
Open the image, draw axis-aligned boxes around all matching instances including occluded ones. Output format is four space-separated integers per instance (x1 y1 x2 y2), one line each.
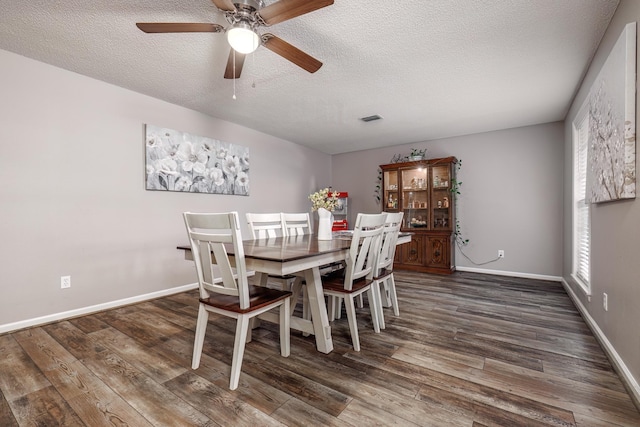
587 23 636 203
145 125 249 195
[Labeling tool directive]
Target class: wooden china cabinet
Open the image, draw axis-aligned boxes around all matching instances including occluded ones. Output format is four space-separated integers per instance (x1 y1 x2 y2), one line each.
380 156 457 274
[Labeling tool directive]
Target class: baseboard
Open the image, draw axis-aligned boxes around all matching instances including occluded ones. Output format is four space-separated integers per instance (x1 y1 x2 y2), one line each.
561 278 640 410
0 282 198 335
455 266 562 282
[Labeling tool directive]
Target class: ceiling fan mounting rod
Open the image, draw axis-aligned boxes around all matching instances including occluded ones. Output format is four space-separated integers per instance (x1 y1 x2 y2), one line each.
223 0 263 28
224 12 259 29
235 0 263 10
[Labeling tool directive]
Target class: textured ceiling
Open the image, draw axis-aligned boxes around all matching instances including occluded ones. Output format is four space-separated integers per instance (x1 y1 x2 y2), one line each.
0 0 618 154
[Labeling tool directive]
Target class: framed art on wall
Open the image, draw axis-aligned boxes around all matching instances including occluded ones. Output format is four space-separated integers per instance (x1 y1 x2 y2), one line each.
587 22 636 203
144 124 250 195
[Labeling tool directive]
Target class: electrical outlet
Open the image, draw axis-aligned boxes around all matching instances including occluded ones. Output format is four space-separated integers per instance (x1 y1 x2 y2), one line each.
61 275 71 289
603 293 608 311
498 250 505 258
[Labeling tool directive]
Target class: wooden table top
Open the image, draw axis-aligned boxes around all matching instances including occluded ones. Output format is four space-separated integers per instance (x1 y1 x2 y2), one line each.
177 232 412 263
177 234 351 263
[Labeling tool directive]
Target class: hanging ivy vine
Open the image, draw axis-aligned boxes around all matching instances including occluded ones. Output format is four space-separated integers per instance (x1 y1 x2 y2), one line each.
451 159 469 246
374 167 383 204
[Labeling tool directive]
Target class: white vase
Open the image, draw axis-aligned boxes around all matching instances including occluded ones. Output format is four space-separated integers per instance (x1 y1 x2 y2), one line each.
317 207 333 240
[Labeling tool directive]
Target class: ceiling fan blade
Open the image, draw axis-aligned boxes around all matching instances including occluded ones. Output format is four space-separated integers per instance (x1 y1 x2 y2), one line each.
136 23 224 33
262 34 322 73
258 0 334 26
224 49 246 79
211 0 237 12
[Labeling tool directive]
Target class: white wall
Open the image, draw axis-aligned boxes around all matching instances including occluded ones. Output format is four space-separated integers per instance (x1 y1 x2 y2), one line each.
332 122 565 278
563 0 640 400
0 49 331 328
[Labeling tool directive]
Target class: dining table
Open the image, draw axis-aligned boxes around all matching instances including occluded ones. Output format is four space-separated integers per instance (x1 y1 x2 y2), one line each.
178 234 352 353
177 231 412 354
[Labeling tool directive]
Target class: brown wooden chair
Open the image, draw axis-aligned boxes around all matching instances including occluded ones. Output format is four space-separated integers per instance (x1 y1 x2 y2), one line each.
184 211 291 390
322 213 386 351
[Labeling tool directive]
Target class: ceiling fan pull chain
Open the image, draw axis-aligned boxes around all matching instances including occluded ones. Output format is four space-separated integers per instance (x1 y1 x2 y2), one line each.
252 51 256 89
232 49 237 100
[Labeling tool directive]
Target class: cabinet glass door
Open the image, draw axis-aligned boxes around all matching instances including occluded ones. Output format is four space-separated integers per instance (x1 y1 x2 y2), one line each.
431 164 452 230
402 167 428 229
383 170 399 210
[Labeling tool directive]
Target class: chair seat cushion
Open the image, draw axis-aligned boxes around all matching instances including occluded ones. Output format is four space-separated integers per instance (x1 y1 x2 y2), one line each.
373 268 393 281
321 270 372 294
200 285 292 314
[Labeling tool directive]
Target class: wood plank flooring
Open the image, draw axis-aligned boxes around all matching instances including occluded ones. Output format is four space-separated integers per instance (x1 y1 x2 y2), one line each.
1 271 639 426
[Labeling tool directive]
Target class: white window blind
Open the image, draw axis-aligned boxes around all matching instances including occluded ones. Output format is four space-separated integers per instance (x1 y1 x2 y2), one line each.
574 110 590 290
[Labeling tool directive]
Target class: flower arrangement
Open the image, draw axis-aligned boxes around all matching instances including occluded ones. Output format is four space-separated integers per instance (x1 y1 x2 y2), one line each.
309 187 340 211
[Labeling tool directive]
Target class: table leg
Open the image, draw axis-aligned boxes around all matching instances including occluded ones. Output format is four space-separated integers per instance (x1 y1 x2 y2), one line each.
253 272 269 287
304 267 333 354
248 272 270 336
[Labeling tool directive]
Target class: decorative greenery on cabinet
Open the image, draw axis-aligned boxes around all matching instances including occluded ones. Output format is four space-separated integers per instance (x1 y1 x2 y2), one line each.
374 147 429 204
450 159 469 247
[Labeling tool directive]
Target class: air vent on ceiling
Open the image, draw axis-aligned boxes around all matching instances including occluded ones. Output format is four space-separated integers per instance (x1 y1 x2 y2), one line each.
360 114 383 122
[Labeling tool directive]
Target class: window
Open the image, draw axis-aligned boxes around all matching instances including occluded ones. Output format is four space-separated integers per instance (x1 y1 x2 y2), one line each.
572 104 590 293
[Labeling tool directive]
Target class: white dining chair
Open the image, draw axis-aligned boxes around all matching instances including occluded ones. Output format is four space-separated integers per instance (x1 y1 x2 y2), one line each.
282 212 343 324
246 212 298 291
284 211 344 274
280 212 313 325
184 211 291 390
321 213 386 351
373 212 404 329
246 212 286 239
281 212 312 236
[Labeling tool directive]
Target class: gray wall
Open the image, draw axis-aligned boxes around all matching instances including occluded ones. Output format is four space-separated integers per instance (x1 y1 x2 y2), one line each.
4 10 637 395
332 122 565 278
0 49 331 328
563 0 640 396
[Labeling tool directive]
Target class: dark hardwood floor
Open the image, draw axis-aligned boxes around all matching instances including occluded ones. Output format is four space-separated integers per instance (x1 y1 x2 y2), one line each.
1 271 639 426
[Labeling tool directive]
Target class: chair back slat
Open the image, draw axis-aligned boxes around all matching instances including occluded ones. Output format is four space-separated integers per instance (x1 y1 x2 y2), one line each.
377 212 404 272
246 213 285 239
282 212 312 236
343 213 386 290
184 211 251 308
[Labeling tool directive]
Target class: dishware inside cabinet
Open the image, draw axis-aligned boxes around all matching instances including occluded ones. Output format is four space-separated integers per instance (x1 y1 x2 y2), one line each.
383 170 399 209
430 164 452 230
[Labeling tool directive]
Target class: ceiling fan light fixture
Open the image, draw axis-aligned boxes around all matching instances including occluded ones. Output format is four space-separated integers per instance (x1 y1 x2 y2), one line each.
227 22 260 54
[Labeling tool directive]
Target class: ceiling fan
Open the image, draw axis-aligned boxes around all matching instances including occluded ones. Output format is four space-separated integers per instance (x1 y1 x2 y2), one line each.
136 0 334 79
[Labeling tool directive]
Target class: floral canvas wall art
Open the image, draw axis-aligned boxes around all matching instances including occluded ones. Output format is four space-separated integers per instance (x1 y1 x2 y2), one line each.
587 22 636 203
145 125 249 195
